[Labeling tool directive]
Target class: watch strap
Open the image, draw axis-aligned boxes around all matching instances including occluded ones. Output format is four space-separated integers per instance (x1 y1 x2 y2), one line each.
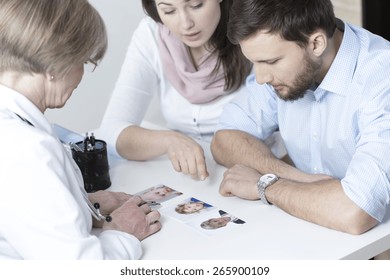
257 174 278 205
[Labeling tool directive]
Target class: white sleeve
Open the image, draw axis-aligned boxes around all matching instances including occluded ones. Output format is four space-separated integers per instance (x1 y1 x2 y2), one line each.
0 125 142 259
100 17 162 157
98 231 142 260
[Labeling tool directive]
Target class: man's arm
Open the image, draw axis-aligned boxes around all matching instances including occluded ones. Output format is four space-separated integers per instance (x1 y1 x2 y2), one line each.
212 130 378 234
267 178 378 234
211 129 330 182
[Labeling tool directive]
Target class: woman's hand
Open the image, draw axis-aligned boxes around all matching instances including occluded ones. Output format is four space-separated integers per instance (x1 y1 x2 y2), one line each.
116 126 209 180
165 132 209 180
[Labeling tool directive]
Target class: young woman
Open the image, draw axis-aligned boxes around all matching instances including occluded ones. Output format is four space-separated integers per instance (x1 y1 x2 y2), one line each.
100 0 252 180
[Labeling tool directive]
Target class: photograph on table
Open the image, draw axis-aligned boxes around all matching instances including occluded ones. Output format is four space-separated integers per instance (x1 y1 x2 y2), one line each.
186 209 246 237
160 197 215 222
135 184 183 209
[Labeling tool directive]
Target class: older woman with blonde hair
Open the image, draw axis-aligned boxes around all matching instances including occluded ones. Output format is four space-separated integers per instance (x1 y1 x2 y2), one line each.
0 0 160 260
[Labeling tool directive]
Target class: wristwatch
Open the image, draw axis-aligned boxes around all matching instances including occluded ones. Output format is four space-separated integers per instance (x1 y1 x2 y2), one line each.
257 174 279 205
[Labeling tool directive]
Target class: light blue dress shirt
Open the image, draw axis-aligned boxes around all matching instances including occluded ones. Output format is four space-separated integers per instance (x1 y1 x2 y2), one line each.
218 22 390 222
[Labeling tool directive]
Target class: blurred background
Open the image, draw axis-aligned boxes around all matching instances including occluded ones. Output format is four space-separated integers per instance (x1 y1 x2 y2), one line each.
45 0 388 134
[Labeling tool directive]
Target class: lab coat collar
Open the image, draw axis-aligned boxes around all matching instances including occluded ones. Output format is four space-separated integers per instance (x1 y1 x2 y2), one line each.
0 84 55 136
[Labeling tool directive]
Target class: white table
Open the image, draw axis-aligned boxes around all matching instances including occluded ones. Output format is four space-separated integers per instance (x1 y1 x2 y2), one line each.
102 126 390 260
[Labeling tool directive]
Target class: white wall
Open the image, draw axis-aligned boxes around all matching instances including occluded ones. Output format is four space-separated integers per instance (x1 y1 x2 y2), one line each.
45 0 145 133
332 0 362 26
45 0 363 134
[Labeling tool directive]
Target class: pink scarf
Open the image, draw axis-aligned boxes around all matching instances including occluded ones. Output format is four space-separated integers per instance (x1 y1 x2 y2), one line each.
157 24 228 104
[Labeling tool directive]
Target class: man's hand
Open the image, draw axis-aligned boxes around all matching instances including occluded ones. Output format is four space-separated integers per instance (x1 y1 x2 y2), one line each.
220 164 262 200
103 196 161 241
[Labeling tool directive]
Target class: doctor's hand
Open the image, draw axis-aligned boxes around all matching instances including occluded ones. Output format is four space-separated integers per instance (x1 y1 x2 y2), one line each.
89 190 132 214
103 196 161 241
165 132 209 181
220 164 262 200
89 191 132 227
88 191 132 228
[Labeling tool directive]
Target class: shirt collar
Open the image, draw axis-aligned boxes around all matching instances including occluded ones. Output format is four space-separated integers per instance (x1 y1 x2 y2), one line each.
315 21 360 99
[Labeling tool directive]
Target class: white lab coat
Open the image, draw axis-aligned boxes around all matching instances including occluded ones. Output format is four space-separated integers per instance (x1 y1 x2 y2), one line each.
0 84 142 259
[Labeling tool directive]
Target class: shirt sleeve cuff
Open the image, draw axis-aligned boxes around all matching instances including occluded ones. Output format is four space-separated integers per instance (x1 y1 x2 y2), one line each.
99 230 143 260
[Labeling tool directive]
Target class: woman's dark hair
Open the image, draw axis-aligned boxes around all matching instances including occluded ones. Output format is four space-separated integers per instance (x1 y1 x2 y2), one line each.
141 0 252 92
228 0 337 48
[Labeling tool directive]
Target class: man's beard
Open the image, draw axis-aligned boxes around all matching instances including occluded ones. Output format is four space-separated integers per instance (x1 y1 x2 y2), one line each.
275 55 321 101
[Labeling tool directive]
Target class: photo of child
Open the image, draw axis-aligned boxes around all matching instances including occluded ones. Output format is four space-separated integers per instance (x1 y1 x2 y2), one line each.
200 210 245 229
135 184 183 209
161 197 215 222
187 209 246 237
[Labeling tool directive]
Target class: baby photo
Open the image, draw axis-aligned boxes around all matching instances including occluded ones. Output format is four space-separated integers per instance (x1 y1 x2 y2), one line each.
136 184 183 209
186 209 246 237
160 197 215 222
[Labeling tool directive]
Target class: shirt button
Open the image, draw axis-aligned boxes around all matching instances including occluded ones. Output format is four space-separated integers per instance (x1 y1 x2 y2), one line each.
193 118 197 123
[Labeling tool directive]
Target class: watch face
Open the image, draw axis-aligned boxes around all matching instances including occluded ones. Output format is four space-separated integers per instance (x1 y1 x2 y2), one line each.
261 174 277 183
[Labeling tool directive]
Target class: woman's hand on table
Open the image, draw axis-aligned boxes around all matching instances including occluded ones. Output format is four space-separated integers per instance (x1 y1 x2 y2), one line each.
166 132 209 181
